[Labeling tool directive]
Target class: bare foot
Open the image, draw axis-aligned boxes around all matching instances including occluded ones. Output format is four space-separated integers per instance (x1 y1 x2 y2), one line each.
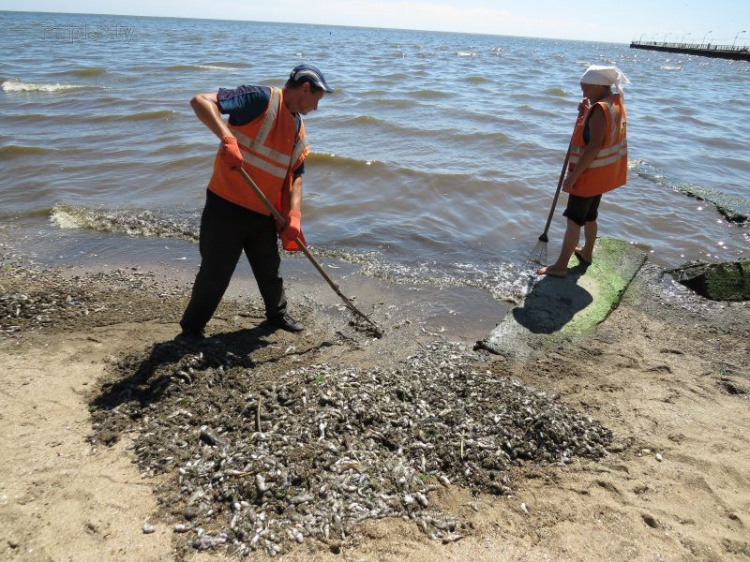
537 266 567 278
574 247 593 265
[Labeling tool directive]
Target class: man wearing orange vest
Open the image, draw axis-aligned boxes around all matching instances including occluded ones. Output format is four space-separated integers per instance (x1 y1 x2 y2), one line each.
538 65 628 278
178 64 333 341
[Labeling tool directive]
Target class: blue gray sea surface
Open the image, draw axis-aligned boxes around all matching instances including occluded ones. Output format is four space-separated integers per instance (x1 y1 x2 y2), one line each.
1 11 748 308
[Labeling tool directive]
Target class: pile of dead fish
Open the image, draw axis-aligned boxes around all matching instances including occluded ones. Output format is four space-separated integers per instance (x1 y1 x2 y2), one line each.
0 275 97 335
0 262 181 335
91 341 611 557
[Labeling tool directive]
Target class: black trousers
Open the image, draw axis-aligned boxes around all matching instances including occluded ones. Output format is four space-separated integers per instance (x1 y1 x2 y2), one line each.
180 190 287 334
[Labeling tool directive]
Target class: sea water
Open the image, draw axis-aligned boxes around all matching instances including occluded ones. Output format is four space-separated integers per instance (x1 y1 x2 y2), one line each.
1 11 748 311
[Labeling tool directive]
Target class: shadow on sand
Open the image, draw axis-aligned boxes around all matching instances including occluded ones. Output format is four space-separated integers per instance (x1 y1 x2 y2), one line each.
513 263 593 334
90 324 279 412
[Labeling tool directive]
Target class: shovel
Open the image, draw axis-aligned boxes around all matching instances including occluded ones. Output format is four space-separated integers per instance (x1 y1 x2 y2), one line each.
238 168 383 338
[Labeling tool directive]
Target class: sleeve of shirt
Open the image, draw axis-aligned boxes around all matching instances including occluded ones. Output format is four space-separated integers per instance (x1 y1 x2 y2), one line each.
217 85 270 127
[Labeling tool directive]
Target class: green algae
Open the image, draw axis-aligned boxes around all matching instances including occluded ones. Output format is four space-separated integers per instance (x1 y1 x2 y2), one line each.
477 238 647 356
675 184 750 223
669 260 750 301
563 238 645 335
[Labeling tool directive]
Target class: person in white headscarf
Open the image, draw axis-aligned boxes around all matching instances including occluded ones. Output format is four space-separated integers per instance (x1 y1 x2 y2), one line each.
538 65 629 277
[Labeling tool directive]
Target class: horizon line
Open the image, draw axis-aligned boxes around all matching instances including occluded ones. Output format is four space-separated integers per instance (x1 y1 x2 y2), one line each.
0 8 629 45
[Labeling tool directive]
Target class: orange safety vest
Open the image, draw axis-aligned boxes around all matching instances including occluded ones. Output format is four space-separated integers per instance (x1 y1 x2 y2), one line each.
565 94 627 197
207 87 310 219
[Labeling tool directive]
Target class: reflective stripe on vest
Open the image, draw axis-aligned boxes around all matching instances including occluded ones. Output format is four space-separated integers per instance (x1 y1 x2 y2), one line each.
569 139 627 168
232 88 292 179
206 86 307 215
569 98 624 168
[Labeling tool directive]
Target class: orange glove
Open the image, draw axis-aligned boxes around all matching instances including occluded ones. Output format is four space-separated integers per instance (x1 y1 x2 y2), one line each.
281 210 301 247
220 135 243 168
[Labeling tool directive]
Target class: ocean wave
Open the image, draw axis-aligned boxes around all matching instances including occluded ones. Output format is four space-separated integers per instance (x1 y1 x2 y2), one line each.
700 137 746 151
115 110 180 121
631 161 750 221
1 79 99 93
0 208 52 220
343 115 383 125
164 64 245 72
152 142 209 155
452 130 509 143
373 72 409 82
69 67 107 77
156 155 210 171
311 247 532 303
544 88 567 96
50 205 199 242
204 61 251 68
518 104 558 117
660 65 682 71
466 76 490 84
305 152 384 170
0 144 59 156
410 89 450 99
629 160 667 187
4 111 179 124
330 114 438 139
456 51 479 57
372 98 417 108
630 159 745 197
195 64 244 71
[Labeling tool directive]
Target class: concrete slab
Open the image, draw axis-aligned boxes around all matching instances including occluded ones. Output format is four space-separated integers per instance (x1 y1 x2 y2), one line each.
668 259 750 301
476 238 647 357
675 184 750 223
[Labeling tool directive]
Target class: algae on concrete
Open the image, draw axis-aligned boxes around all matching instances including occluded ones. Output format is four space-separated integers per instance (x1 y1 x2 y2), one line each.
476 238 646 357
675 184 749 223
668 260 750 301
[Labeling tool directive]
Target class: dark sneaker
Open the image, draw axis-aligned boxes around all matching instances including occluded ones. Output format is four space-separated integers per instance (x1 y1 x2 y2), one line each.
174 330 206 345
267 313 304 333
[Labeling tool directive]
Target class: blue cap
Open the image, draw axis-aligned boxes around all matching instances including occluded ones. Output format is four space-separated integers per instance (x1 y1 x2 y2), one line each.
289 64 333 93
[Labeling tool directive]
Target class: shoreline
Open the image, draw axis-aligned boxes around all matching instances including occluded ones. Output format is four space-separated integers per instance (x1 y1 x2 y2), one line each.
1 251 749 561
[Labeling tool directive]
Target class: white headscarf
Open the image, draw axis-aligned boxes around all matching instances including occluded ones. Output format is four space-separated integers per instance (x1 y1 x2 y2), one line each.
580 65 630 93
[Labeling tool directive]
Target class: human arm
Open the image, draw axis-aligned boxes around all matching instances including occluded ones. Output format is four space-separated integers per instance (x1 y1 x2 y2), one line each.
190 92 243 167
563 104 606 191
190 92 232 139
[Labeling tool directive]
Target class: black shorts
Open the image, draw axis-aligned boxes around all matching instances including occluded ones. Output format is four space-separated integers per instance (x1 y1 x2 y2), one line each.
563 194 602 226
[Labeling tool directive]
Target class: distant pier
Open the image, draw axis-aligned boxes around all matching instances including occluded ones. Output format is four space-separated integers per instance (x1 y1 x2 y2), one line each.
630 41 750 61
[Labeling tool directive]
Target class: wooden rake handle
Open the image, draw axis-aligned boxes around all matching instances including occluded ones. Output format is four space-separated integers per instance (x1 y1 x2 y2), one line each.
237 168 383 337
539 121 577 242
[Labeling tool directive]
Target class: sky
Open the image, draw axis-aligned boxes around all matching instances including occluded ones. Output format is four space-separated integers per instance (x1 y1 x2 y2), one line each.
1 0 749 45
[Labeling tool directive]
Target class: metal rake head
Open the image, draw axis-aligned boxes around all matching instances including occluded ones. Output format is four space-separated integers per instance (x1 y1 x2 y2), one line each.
526 239 548 267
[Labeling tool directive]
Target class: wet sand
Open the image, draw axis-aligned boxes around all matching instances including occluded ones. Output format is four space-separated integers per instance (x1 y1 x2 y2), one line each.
1 255 749 561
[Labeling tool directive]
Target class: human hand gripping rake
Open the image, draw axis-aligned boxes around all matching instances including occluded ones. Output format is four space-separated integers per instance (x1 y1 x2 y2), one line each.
237 168 384 338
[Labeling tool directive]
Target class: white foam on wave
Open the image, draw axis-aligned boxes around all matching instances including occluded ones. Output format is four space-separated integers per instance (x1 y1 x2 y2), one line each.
456 51 479 57
1 78 90 92
194 64 243 71
50 207 83 229
49 204 200 242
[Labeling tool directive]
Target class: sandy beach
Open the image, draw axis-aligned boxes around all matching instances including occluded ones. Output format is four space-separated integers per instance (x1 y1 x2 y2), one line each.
1 254 749 562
